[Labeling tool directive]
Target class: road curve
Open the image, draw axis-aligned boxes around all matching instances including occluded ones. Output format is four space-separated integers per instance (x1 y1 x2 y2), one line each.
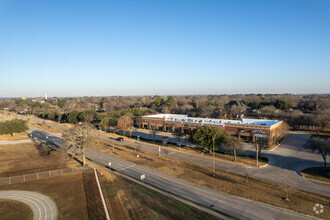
0 190 58 220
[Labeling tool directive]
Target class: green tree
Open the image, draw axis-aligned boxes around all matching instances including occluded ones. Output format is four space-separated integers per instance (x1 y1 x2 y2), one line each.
78 110 97 122
99 97 107 111
191 126 228 152
32 102 42 109
0 119 28 136
57 99 67 108
166 96 177 107
67 110 80 123
152 96 163 108
47 110 57 120
275 99 292 110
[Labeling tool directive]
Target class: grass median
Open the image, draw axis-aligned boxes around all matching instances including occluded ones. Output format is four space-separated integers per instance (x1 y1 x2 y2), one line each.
98 167 219 220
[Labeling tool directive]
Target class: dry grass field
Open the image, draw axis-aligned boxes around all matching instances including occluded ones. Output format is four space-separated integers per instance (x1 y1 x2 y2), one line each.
92 141 330 219
0 173 88 220
98 167 218 220
0 199 33 220
0 142 77 176
100 131 267 166
0 133 29 141
27 122 63 133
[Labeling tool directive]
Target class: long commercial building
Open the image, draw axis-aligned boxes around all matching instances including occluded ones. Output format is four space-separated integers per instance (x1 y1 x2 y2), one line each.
141 114 283 146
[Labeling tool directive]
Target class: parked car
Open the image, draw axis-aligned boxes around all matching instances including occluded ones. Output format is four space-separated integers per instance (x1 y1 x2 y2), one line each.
116 137 124 141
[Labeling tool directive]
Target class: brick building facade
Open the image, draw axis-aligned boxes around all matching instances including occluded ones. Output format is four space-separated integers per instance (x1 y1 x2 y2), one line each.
141 114 283 146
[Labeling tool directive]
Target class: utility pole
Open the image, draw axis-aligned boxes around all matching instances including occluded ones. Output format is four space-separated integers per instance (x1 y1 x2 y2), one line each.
255 135 259 167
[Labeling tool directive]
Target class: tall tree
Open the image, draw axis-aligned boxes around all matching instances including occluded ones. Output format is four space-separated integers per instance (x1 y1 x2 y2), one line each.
62 122 97 166
305 137 330 168
191 126 228 152
67 110 80 123
117 115 134 135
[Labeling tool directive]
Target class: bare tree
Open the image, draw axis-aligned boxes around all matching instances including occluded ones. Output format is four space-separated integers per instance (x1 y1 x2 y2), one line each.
254 134 269 166
136 143 141 153
305 137 330 168
149 122 159 142
117 115 134 136
173 128 184 146
162 148 170 157
224 136 242 162
280 178 294 201
127 126 134 138
173 158 179 171
244 168 255 184
62 122 97 166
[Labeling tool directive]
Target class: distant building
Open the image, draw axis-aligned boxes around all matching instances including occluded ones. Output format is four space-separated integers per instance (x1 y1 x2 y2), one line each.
142 114 283 146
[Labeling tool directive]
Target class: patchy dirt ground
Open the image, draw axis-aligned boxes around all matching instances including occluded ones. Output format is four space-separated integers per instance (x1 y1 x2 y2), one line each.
0 133 29 141
0 173 88 220
98 167 218 220
0 142 78 176
0 199 33 220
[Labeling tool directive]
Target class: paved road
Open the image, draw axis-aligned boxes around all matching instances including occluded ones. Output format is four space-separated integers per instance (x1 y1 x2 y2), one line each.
24 123 330 197
0 190 58 220
99 132 330 197
26 129 319 220
87 148 314 220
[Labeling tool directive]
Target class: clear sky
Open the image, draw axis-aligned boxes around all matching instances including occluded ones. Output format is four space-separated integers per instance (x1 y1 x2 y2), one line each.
0 0 329 98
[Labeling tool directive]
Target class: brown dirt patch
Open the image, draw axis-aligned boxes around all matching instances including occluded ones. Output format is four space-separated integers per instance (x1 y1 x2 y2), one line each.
0 142 78 176
0 173 88 220
0 133 29 141
0 199 33 220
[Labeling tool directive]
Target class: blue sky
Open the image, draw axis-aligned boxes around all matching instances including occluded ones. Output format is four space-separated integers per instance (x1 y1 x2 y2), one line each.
0 0 329 97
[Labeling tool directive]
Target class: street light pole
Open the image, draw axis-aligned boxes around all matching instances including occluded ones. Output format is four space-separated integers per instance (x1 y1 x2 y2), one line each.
210 130 221 177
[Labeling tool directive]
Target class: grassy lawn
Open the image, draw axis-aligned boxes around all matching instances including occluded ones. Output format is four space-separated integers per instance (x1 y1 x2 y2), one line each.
99 169 219 220
301 167 330 183
0 173 88 220
0 142 77 176
92 140 330 219
0 199 33 220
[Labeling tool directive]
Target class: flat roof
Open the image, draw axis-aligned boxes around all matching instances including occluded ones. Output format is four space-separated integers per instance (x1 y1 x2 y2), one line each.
143 114 282 127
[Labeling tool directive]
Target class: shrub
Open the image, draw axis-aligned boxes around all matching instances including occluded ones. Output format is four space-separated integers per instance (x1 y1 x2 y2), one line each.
0 119 28 135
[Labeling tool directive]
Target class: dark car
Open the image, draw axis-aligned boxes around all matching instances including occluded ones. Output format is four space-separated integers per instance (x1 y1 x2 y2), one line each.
116 137 124 141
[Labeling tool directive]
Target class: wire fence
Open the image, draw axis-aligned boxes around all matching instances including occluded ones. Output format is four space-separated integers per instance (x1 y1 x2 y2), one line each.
0 167 82 185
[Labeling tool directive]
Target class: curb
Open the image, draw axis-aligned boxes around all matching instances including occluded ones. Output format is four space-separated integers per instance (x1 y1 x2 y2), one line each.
300 170 330 186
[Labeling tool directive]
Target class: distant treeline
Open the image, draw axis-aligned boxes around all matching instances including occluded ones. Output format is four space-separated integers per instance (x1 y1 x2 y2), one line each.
0 94 329 131
38 108 154 129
